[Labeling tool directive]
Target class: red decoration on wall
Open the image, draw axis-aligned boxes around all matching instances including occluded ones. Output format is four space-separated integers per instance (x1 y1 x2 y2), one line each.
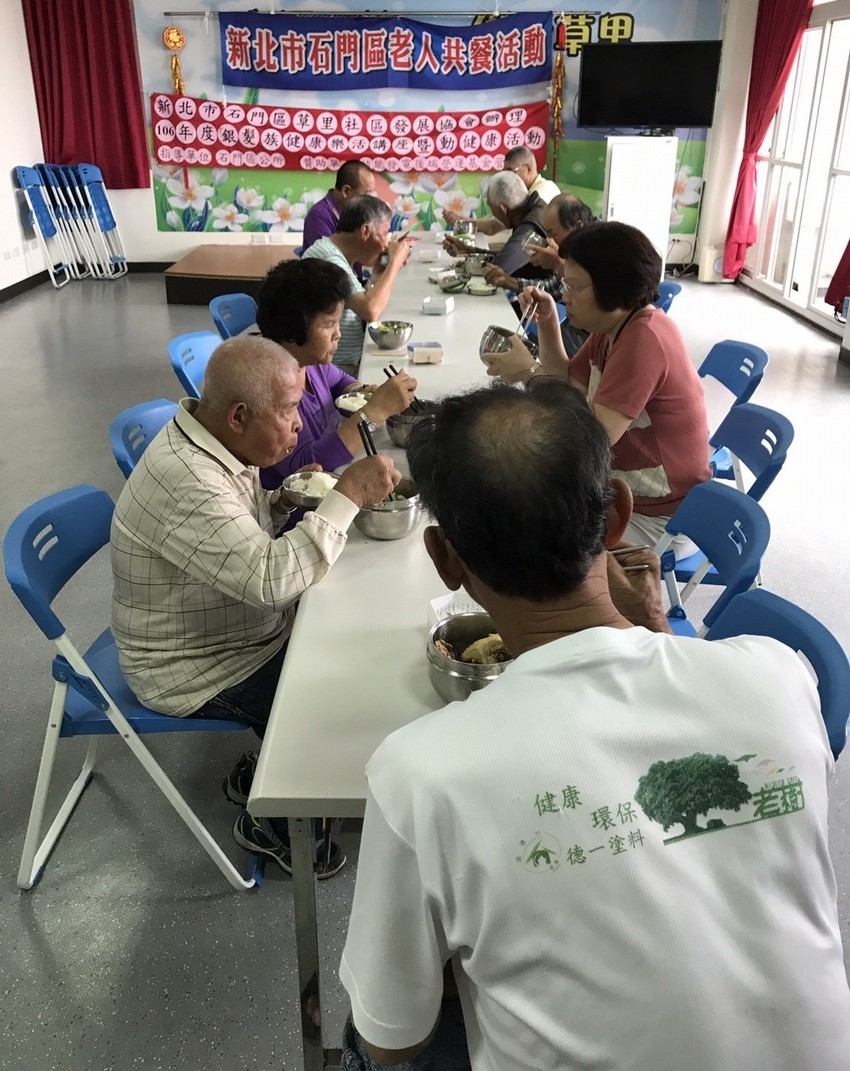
150 94 550 174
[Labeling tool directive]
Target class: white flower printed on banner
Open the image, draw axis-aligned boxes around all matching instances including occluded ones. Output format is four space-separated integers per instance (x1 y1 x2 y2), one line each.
670 206 684 228
389 173 425 196
165 210 180 230
235 187 265 211
393 194 418 217
212 203 249 231
418 172 457 194
434 188 481 219
672 166 703 207
299 188 327 207
166 171 214 211
153 162 183 184
256 198 307 232
211 168 229 186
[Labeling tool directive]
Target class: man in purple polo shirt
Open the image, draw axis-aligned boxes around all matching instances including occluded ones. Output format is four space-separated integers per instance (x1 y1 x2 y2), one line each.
302 160 376 255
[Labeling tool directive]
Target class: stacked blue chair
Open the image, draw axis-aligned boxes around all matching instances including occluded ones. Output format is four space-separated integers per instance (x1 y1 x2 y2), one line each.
109 399 179 478
168 330 221 399
3 485 257 891
654 481 770 638
674 402 794 594
705 589 850 758
210 294 258 339
654 281 682 313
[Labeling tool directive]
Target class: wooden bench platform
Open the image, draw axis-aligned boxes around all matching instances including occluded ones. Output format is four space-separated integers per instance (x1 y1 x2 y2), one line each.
164 244 297 305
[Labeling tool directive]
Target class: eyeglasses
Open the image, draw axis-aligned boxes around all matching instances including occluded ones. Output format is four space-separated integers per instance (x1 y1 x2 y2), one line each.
562 278 592 296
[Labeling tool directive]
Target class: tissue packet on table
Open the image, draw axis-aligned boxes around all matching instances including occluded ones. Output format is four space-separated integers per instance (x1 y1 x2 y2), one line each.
407 341 444 364
422 295 454 315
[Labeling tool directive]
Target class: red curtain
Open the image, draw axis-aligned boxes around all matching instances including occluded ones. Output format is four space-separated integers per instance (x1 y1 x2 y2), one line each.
22 0 149 189
722 0 813 279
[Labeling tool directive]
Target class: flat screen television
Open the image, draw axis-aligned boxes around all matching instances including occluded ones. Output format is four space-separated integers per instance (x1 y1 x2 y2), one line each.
577 41 723 130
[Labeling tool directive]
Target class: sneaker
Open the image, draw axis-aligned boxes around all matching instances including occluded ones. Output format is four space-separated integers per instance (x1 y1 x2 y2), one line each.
223 750 258 806
232 811 347 880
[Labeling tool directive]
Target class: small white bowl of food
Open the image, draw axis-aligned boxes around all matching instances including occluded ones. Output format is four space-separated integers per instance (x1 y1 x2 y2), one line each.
335 391 372 415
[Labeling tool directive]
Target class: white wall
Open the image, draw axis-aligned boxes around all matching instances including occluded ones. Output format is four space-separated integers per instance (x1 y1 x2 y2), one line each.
0 1 46 289
1 0 754 272
697 0 759 280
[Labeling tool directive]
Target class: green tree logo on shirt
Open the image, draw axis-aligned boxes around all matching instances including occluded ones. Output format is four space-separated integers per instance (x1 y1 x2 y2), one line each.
635 753 752 840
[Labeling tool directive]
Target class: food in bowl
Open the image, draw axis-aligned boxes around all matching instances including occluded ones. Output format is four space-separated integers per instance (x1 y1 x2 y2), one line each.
282 471 339 508
463 252 495 276
368 320 414 350
437 268 470 293
467 282 498 296
353 477 422 540
336 392 370 414
427 613 513 702
433 633 510 664
385 400 438 447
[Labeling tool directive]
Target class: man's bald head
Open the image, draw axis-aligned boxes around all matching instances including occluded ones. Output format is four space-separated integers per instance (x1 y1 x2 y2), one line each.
199 336 298 417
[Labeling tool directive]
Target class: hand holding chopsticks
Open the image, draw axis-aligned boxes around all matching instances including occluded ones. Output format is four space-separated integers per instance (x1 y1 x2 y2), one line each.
357 417 378 457
515 298 538 343
385 363 423 414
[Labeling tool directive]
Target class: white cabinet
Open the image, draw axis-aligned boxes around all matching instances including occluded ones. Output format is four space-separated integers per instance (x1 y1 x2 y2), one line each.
603 135 678 272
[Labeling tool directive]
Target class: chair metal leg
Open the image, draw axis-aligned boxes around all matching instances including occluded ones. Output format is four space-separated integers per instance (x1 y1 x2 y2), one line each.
52 636 255 891
116 720 256 890
18 683 101 890
291 817 324 1071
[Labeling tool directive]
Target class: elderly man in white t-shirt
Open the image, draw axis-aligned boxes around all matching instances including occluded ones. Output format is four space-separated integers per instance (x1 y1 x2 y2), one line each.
302 195 411 372
339 379 850 1070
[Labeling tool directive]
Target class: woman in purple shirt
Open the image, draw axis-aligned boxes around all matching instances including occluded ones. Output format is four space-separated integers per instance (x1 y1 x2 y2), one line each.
256 258 417 489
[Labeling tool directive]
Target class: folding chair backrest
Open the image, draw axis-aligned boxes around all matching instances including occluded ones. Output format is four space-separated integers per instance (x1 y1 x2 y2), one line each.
654 281 682 313
709 402 795 501
698 340 769 436
109 399 178 478
209 294 258 339
659 481 770 632
705 589 850 757
4 485 114 641
168 331 220 399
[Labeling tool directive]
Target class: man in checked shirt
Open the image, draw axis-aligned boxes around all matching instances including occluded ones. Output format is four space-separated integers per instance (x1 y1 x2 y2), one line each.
110 335 398 877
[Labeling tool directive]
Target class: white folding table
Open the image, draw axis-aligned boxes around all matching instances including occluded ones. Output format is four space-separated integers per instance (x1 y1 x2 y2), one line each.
248 237 514 1070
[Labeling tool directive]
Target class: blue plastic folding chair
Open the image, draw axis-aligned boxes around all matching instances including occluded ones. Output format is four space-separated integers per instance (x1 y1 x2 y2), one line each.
3 485 257 891
705 589 850 758
709 402 794 493
168 330 221 399
675 402 794 593
655 482 770 638
108 399 178 478
699 339 770 440
654 281 682 313
209 293 258 339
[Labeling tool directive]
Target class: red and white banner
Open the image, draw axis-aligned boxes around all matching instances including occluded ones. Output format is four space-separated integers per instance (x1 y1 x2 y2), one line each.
150 94 550 173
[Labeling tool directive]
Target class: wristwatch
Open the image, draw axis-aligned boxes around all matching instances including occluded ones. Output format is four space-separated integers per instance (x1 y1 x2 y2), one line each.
357 409 377 431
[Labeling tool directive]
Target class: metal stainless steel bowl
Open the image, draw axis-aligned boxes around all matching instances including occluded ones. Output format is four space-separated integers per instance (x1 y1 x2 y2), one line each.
281 471 339 510
437 268 470 293
463 252 494 276
479 324 516 357
385 401 438 448
353 478 422 540
426 613 512 703
368 321 414 350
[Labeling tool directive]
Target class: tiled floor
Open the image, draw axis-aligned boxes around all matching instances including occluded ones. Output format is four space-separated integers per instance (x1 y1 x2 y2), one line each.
0 272 848 1070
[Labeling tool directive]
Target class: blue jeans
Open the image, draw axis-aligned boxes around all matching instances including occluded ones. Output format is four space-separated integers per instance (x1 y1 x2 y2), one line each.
341 1001 470 1071
193 643 330 847
193 642 288 739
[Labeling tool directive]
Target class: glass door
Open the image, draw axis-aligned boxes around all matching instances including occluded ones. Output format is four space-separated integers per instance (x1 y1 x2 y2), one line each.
747 4 850 333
